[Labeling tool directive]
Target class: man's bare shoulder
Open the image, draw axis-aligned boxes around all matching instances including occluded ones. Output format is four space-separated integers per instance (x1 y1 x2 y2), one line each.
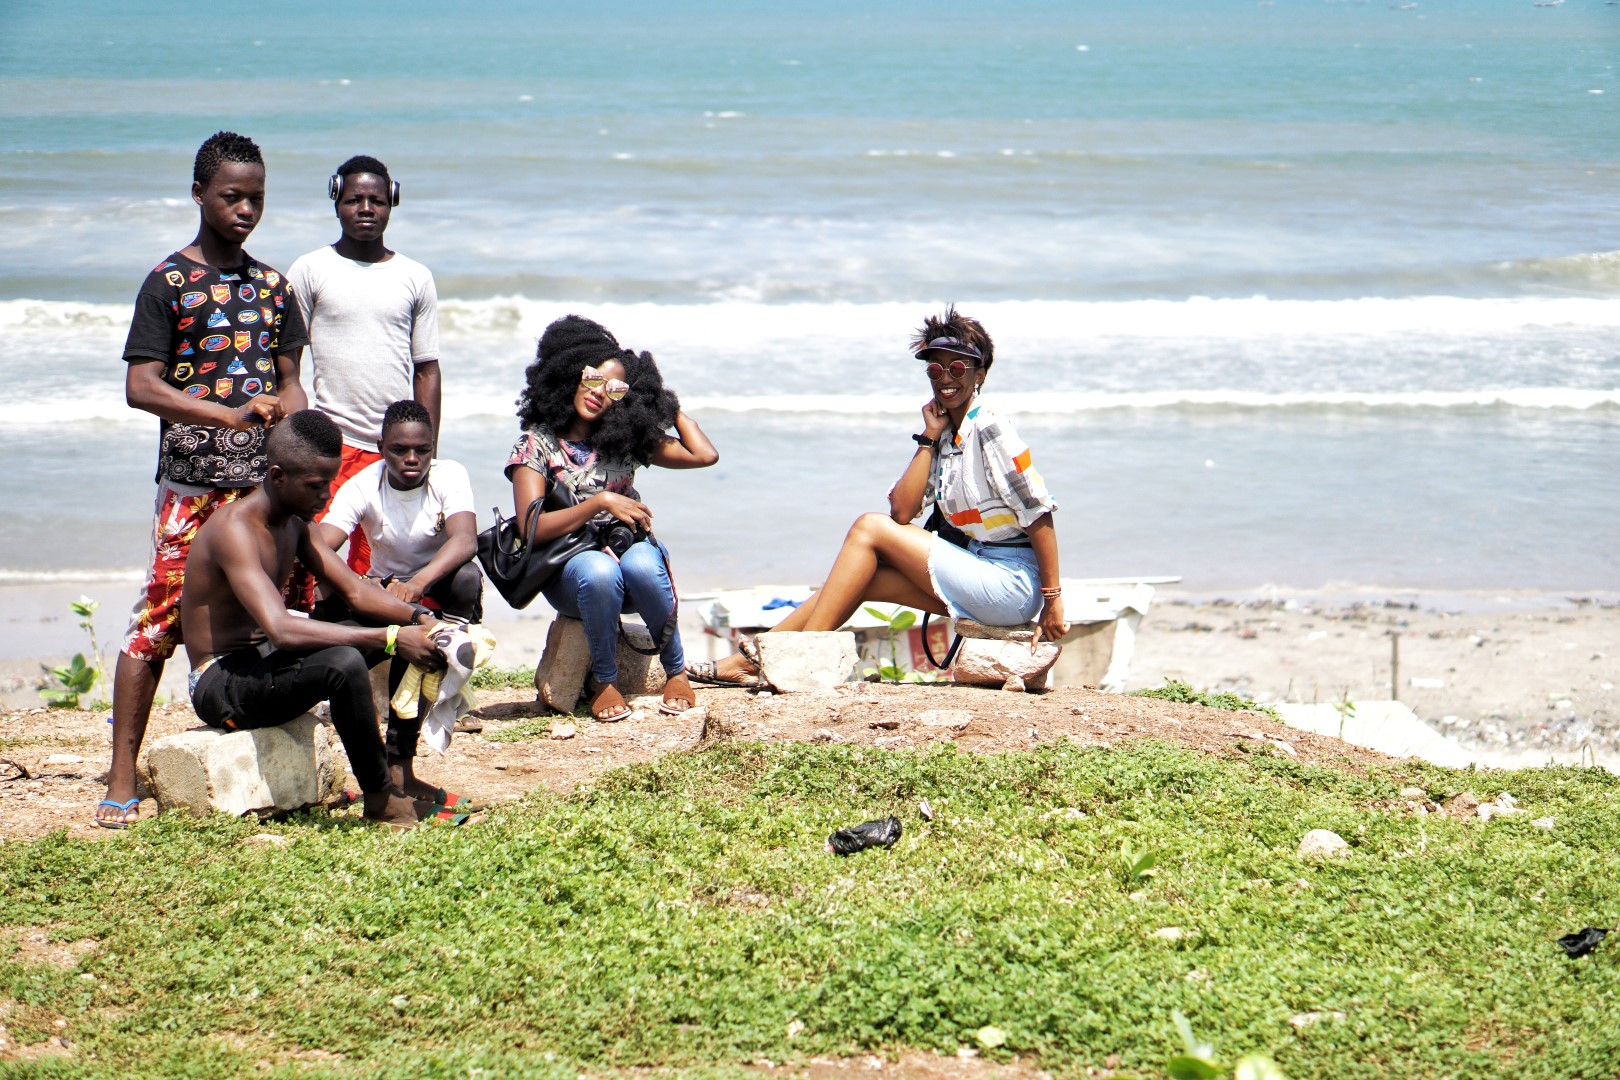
195 495 294 557
198 497 256 542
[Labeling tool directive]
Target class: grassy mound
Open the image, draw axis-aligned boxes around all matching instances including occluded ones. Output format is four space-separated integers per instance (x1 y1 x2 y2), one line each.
1131 679 1278 719
2 741 1617 1077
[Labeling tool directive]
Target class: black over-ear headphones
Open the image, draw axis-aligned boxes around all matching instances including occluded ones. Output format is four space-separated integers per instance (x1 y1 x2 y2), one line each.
328 173 401 206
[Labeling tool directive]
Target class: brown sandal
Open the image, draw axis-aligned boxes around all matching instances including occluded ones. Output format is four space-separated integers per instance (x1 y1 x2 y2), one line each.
587 680 632 723
659 671 697 715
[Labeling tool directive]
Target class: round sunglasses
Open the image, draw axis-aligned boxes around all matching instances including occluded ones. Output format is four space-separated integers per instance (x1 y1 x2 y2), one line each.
923 358 974 381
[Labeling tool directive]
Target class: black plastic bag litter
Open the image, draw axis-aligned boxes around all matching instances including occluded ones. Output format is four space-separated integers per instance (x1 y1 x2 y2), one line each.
827 816 902 856
1557 927 1611 959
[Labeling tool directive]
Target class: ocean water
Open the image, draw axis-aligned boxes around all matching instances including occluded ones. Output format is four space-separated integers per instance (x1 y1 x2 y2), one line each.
0 0 1616 594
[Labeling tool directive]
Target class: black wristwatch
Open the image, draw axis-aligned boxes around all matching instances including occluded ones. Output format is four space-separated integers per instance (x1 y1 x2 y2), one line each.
912 433 938 449
409 603 434 625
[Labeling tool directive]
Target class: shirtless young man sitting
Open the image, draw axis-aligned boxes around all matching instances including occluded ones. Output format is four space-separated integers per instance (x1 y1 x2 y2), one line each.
181 409 459 829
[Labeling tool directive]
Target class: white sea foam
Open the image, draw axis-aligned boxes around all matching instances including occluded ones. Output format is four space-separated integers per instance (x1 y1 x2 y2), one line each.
18 291 1613 341
375 388 1620 423
0 568 143 584
667 388 1620 416
5 386 1609 431
0 402 148 426
4 295 1617 428
0 298 128 329
428 294 1620 342
1497 250 1620 290
11 293 1620 353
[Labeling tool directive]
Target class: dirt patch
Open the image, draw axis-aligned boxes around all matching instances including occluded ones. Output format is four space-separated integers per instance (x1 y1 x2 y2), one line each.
694 682 1394 770
0 681 1404 843
2 926 99 969
0 996 76 1064
0 1031 73 1064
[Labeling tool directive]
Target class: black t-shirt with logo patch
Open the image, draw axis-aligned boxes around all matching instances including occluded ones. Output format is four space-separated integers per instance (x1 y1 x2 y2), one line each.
123 250 309 487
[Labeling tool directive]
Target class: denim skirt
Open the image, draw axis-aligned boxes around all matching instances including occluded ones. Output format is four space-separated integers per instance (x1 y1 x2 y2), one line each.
926 536 1041 626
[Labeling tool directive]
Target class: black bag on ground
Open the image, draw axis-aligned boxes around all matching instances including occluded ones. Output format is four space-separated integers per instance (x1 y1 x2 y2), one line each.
1557 927 1610 959
476 483 596 610
827 816 903 856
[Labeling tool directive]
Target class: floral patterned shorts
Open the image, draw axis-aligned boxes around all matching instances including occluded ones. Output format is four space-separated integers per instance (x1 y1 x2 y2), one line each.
121 479 250 662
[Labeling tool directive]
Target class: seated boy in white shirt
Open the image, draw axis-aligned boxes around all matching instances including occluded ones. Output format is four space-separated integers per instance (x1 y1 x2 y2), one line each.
315 399 483 806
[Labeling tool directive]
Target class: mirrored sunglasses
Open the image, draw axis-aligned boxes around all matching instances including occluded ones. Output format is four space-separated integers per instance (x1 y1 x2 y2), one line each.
580 366 631 401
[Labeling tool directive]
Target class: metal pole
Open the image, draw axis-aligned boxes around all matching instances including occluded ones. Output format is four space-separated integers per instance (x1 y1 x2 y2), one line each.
1390 630 1400 702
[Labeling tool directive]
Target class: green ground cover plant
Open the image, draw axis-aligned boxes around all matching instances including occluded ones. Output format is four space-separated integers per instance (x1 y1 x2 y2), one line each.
467 665 534 691
482 718 555 744
0 733 94 754
1131 680 1278 720
2 741 1616 1078
38 598 108 710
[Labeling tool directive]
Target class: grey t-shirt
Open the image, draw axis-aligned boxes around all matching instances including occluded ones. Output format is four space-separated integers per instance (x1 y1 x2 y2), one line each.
287 244 440 448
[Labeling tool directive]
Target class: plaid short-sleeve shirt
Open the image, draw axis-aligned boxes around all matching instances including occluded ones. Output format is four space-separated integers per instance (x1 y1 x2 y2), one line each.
924 401 1056 542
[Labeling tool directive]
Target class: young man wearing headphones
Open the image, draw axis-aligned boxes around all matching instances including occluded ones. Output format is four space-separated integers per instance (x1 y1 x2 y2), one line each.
286 155 442 583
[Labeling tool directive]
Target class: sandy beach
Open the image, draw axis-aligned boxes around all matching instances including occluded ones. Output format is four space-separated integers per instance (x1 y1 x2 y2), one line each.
1131 588 1618 767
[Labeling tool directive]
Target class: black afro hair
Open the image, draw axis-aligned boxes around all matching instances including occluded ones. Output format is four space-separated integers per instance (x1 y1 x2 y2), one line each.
516 315 679 467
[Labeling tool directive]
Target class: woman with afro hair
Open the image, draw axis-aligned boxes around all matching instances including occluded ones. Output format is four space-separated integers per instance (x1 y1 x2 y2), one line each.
507 315 717 721
691 306 1065 687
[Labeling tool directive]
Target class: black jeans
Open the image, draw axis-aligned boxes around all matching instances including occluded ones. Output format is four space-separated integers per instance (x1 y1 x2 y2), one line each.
191 643 391 793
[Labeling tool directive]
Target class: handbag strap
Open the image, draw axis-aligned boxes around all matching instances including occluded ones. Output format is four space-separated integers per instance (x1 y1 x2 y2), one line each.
919 610 963 671
617 537 679 656
502 473 583 552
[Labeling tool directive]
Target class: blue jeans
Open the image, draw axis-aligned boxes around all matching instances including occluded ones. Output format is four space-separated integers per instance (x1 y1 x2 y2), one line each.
542 540 685 685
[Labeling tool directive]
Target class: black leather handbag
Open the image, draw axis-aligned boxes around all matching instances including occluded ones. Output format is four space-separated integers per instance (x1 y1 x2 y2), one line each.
476 483 597 610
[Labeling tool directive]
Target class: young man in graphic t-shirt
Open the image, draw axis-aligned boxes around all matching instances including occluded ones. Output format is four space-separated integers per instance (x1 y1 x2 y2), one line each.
287 154 441 585
97 131 310 829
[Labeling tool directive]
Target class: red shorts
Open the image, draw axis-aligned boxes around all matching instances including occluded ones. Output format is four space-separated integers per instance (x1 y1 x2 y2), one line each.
322 444 382 575
286 443 381 610
121 480 250 662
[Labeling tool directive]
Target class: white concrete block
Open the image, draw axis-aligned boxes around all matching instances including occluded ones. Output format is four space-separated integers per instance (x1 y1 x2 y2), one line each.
951 637 1060 692
140 713 345 817
754 631 860 692
1275 700 1477 768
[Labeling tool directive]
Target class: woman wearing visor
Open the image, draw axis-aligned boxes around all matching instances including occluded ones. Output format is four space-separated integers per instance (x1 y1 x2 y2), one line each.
508 315 718 721
688 306 1064 686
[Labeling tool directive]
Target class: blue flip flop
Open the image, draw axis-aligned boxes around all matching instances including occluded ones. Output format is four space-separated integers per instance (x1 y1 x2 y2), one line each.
95 797 139 830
